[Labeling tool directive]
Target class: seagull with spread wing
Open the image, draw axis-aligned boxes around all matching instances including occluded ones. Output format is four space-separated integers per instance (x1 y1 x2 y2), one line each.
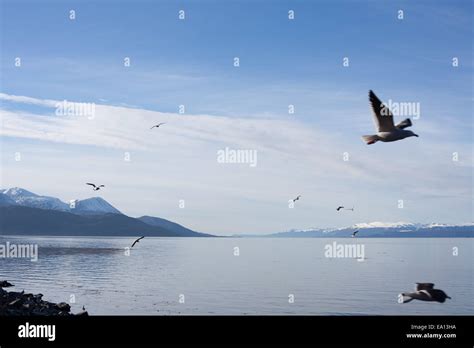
400 283 451 303
362 90 418 145
131 236 145 248
150 123 166 129
86 183 105 191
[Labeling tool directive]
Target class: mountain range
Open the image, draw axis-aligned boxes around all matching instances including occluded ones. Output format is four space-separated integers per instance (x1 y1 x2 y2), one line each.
0 187 212 237
264 221 473 238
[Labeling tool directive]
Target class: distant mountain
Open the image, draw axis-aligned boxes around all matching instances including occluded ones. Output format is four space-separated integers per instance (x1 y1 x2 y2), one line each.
2 187 121 215
268 222 473 238
0 205 210 237
138 215 213 237
2 187 70 211
72 197 122 215
0 187 210 237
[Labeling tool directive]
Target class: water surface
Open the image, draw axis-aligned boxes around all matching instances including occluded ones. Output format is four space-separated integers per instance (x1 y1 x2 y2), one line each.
0 236 472 315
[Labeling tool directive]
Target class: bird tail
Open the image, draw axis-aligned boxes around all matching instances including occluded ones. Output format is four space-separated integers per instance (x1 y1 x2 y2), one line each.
362 135 380 145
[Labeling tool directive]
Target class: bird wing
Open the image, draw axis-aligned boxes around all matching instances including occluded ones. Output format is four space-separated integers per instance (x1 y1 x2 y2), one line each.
86 183 96 188
99 185 105 188
416 283 435 291
395 118 412 129
419 290 433 299
369 90 396 132
131 236 145 247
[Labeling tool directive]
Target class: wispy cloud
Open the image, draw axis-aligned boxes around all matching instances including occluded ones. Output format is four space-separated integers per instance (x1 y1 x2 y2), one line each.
0 93 58 107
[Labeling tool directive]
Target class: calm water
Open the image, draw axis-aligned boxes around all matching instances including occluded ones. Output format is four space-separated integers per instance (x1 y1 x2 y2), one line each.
0 236 472 315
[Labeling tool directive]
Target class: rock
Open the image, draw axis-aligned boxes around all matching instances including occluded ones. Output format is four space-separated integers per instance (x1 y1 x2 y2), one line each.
8 298 22 307
56 302 71 312
0 280 87 316
0 281 14 288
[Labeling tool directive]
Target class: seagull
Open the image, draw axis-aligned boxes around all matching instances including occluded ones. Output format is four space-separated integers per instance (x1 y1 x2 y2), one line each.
362 90 418 145
336 206 344 211
86 183 105 191
131 236 145 248
292 195 301 203
150 123 166 129
400 283 451 303
352 230 359 237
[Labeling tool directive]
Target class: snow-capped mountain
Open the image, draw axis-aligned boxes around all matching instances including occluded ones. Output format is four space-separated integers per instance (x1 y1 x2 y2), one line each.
1 187 121 215
269 222 473 238
351 221 421 229
72 197 121 215
2 187 70 211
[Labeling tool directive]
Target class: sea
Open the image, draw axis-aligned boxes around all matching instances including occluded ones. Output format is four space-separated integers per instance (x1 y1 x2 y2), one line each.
0 236 472 315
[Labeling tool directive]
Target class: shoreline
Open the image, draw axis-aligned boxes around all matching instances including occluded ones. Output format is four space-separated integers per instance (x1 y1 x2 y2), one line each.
0 281 88 316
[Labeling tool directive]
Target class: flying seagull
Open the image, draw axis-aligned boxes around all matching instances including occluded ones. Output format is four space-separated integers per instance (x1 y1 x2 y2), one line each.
352 230 359 238
400 283 451 303
293 195 301 202
336 206 344 211
362 90 418 145
86 183 105 191
131 236 145 248
150 123 166 129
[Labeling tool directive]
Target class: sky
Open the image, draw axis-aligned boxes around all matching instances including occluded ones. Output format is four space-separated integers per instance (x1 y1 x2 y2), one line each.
0 0 472 235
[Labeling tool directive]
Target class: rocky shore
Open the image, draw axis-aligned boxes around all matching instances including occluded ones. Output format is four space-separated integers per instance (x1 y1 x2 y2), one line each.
0 281 88 316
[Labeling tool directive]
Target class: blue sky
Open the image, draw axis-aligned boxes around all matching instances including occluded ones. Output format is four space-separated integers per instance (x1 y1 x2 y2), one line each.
0 0 472 234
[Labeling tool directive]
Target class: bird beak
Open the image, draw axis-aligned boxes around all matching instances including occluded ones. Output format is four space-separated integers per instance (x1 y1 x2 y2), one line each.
414 134 419 137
